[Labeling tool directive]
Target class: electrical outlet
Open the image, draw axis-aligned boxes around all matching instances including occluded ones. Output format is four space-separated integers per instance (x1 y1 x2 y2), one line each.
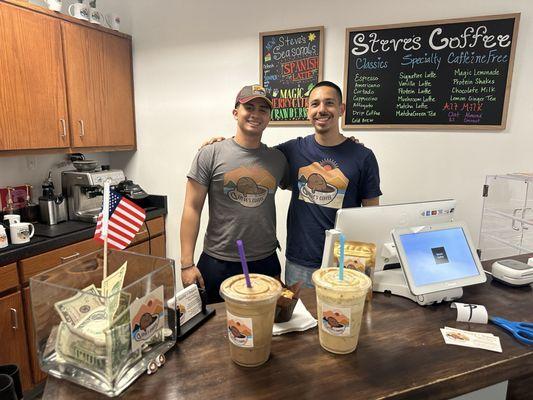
26 156 36 170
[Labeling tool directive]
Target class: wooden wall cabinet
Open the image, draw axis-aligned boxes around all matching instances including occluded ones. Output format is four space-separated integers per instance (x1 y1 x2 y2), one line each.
62 22 135 149
0 2 69 151
0 0 135 154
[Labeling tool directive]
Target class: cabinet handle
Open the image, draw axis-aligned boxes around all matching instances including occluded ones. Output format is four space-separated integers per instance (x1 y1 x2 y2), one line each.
10 308 18 330
79 120 85 137
60 119 67 138
136 230 148 236
60 252 80 262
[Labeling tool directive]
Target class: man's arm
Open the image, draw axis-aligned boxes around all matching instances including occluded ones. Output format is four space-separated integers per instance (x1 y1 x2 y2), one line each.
180 178 208 288
362 197 380 207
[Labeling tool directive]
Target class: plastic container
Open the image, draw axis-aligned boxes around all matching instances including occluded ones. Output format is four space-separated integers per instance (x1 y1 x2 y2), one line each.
29 249 177 397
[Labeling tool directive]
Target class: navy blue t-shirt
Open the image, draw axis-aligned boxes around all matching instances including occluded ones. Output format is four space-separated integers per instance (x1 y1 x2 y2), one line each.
276 135 382 268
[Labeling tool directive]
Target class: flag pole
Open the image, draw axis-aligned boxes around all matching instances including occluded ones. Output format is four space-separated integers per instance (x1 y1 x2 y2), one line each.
102 180 111 279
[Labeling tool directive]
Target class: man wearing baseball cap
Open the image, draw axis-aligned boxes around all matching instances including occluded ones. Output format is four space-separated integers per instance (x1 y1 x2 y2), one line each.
180 84 289 303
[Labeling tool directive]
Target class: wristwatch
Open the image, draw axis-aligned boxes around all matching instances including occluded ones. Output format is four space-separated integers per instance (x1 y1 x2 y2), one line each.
181 263 195 271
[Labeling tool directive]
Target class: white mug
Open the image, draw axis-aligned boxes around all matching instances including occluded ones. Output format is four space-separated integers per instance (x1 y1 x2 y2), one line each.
10 222 34 245
68 2 89 21
89 7 104 25
105 13 120 31
3 214 21 227
0 225 7 249
45 0 62 12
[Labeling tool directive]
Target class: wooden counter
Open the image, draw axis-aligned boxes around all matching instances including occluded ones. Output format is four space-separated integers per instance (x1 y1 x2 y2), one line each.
43 258 533 400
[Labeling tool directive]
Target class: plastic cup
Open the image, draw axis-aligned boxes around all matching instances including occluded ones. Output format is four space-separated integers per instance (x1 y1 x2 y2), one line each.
312 268 371 354
220 274 281 367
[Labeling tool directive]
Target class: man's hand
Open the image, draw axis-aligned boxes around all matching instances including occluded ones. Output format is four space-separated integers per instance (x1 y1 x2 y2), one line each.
199 136 226 149
348 136 364 146
181 266 205 288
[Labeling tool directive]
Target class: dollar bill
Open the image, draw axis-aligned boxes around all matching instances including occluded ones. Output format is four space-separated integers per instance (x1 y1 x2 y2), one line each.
74 306 109 344
55 322 107 371
101 261 128 321
54 284 104 326
111 305 130 327
104 321 139 379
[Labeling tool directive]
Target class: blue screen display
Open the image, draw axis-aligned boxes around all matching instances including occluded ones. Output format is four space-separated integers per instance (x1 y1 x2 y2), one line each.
399 227 479 286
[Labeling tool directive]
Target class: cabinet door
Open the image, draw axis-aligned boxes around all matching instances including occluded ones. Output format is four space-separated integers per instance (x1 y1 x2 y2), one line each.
0 3 69 150
61 22 104 148
23 287 47 384
0 291 33 390
62 22 135 149
101 33 136 147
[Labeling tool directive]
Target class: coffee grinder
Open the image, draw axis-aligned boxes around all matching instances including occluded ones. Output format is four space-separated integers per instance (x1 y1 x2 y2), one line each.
39 172 68 225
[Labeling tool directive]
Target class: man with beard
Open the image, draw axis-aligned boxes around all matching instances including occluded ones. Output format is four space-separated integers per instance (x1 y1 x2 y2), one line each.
277 81 381 287
200 81 382 288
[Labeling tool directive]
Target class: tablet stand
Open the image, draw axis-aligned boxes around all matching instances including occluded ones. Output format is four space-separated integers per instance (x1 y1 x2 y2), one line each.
373 268 463 306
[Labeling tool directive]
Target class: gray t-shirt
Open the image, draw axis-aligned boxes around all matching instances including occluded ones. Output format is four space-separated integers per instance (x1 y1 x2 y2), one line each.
187 138 289 262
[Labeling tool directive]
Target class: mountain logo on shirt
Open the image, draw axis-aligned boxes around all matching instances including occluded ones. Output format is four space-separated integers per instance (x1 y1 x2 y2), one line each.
298 159 348 209
224 165 276 208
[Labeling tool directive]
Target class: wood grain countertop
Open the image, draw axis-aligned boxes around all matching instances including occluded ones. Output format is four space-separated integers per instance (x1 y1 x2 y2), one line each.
43 256 533 400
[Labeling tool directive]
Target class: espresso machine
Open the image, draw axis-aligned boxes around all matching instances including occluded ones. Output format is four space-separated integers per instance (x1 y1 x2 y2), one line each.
61 168 125 222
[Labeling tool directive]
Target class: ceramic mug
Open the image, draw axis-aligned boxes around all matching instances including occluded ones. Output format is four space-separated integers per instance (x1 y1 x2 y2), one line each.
89 7 104 25
3 214 20 227
10 222 34 245
105 13 120 31
0 225 8 248
45 0 62 12
68 2 89 21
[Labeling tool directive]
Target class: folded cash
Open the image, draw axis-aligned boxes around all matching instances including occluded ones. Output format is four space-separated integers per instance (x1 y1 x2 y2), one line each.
56 322 107 371
54 284 104 327
104 321 139 379
101 261 128 321
74 307 109 345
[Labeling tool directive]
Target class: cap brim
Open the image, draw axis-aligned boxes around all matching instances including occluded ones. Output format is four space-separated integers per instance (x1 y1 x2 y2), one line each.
238 95 273 108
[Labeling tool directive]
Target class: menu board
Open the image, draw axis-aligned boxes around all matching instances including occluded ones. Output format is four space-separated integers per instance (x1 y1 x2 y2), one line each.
260 27 324 125
343 14 520 130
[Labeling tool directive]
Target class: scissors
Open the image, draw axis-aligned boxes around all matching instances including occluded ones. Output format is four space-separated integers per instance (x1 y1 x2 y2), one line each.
489 316 533 345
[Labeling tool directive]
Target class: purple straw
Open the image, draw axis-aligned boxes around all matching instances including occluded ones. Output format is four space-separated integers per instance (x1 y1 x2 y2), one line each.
236 240 252 288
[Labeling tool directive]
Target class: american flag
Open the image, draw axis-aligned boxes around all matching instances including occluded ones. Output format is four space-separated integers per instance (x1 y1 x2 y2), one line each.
94 190 146 249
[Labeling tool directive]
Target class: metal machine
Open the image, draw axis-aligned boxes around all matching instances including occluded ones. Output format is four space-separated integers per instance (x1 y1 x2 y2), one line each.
61 169 125 222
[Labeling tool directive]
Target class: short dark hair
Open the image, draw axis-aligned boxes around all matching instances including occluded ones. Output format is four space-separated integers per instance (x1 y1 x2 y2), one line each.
309 81 343 103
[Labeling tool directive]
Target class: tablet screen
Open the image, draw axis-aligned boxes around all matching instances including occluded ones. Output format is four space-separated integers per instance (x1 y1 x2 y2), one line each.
398 227 480 286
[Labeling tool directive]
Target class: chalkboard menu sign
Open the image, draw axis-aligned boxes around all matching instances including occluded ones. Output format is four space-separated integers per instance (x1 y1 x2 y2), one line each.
343 14 520 129
260 27 324 125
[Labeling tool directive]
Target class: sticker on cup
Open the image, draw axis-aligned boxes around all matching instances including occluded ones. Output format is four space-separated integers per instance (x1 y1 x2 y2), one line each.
226 311 253 347
320 303 351 336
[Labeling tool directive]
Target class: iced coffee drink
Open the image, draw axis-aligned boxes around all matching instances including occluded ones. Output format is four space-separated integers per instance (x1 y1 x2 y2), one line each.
312 268 371 354
220 274 281 367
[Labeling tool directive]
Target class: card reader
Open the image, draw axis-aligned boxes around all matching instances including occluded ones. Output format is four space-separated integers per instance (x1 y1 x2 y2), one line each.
491 259 533 287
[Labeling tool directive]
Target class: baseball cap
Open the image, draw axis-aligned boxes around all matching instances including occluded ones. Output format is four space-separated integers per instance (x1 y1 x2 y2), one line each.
235 85 273 108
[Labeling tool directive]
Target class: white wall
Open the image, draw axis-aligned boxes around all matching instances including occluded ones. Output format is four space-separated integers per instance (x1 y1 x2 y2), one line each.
108 0 533 277
0 153 111 203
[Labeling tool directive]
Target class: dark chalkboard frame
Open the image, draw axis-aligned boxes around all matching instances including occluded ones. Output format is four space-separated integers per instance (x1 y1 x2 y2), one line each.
342 14 520 130
260 26 324 126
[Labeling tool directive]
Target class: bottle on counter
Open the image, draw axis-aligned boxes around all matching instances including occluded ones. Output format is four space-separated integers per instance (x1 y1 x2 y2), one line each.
21 184 40 223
